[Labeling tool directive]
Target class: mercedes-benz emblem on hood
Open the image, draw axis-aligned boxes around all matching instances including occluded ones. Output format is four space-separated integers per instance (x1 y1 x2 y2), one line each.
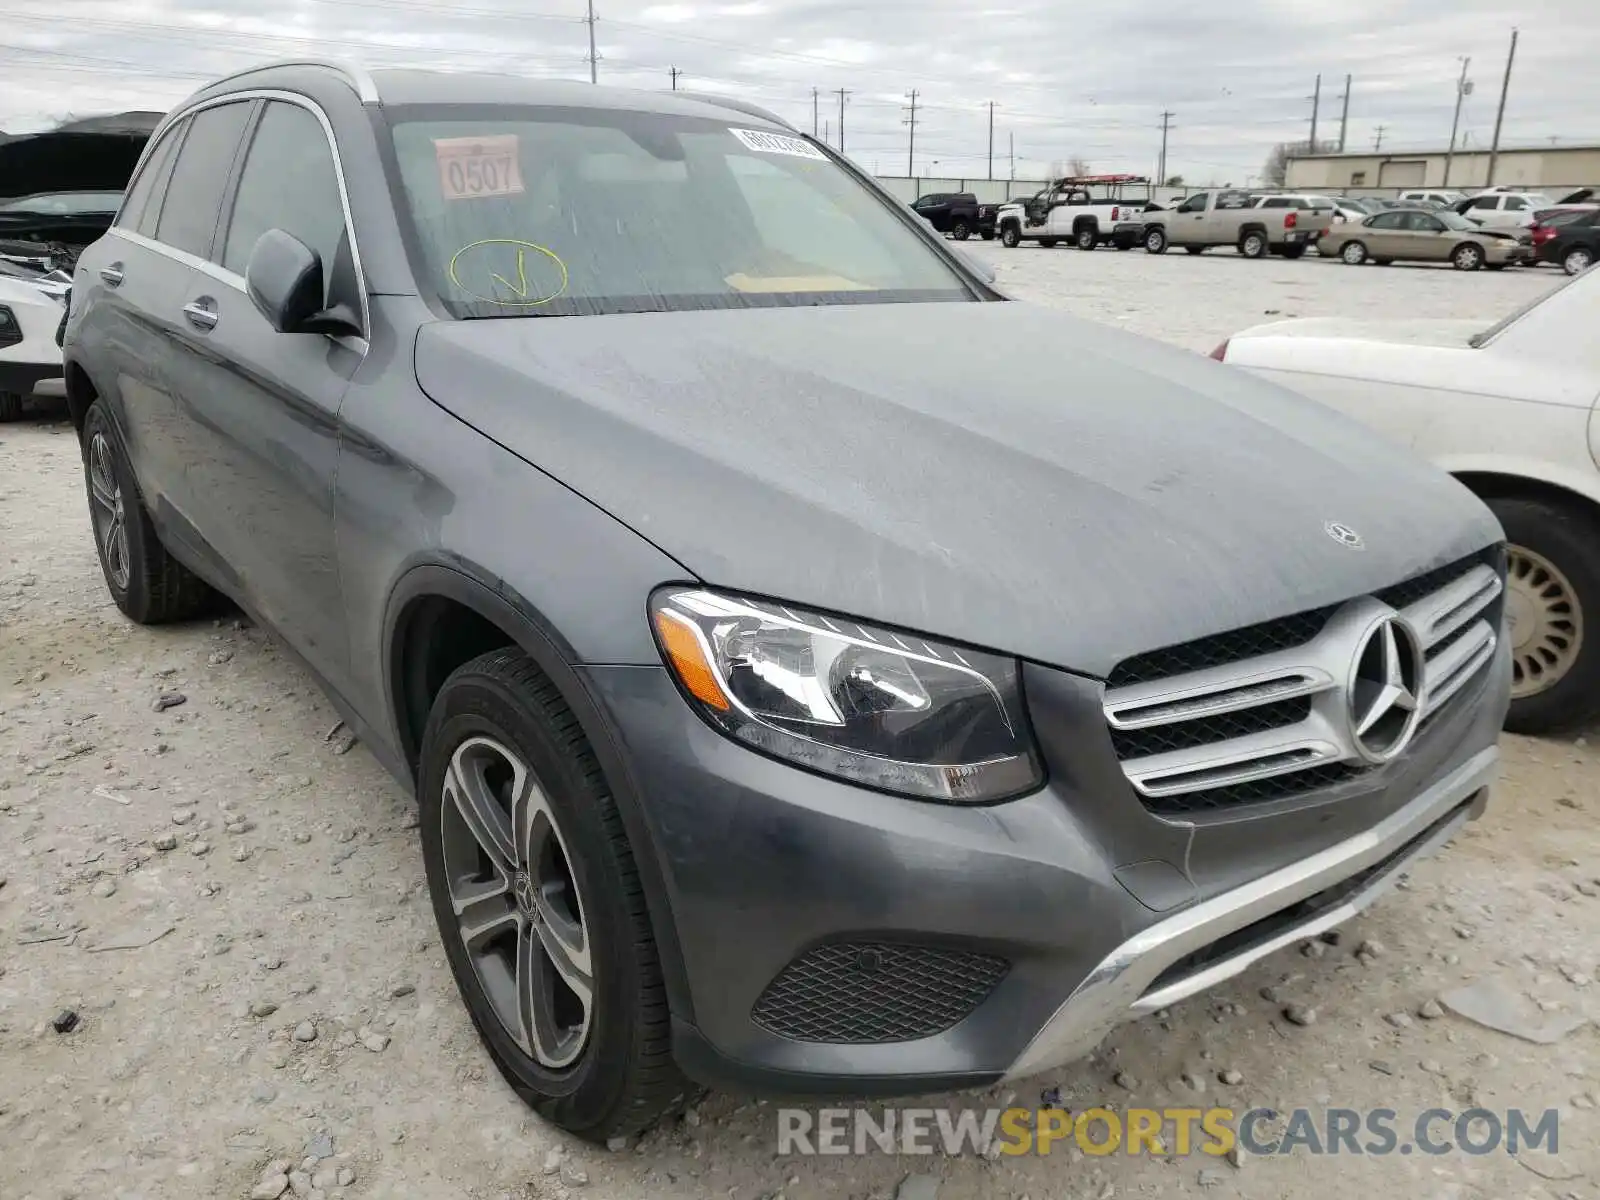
1348 615 1423 762
1324 520 1365 549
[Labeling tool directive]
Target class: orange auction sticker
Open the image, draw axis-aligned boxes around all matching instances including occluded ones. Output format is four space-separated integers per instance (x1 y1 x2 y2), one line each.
434 134 526 201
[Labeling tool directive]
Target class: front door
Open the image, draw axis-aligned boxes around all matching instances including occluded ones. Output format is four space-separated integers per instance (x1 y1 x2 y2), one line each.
163 98 363 694
1171 192 1209 243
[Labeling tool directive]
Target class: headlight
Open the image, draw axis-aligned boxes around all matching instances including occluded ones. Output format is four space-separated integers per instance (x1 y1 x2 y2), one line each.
651 588 1043 803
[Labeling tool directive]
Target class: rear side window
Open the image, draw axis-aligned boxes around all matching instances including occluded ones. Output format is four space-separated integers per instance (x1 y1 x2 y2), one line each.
221 101 348 292
1369 212 1404 229
1469 196 1499 210
117 122 183 234
155 101 253 259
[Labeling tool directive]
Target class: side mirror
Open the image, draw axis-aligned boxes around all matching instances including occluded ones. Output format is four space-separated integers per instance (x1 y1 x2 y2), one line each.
245 228 360 337
951 245 996 285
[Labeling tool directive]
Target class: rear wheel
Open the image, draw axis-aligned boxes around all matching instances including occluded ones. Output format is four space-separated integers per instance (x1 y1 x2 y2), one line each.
1340 240 1369 265
1074 226 1098 251
420 648 693 1140
1452 242 1485 271
951 220 971 241
1488 496 1600 734
1238 230 1268 259
80 402 216 624
1144 227 1169 254
1564 246 1594 276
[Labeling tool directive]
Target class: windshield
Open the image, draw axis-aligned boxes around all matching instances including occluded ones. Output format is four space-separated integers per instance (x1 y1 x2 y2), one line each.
0 190 123 215
385 106 974 317
1437 210 1476 231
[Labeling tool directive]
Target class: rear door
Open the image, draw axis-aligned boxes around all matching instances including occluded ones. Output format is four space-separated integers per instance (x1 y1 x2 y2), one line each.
164 96 363 685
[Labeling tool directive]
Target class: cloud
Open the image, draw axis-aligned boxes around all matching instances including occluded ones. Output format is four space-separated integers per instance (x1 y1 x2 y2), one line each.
1 0 1593 183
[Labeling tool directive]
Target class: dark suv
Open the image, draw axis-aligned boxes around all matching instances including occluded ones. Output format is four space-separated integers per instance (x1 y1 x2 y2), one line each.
911 190 981 239
65 61 1510 1143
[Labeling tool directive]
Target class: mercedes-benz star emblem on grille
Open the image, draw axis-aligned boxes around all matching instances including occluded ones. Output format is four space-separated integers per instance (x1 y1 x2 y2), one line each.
1348 615 1423 762
1324 520 1365 549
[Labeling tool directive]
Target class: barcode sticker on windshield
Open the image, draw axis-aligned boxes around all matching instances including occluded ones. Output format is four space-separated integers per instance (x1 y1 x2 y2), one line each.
729 128 829 161
434 135 526 201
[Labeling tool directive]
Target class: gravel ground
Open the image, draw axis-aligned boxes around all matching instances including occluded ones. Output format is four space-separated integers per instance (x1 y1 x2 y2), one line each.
3 248 1597 1200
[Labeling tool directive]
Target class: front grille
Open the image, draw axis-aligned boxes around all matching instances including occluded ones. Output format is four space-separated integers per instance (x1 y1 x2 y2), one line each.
1104 550 1503 817
751 942 1008 1044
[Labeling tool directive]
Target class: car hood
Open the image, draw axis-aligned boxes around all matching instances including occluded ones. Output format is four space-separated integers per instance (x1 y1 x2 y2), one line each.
1229 317 1486 350
415 303 1499 676
0 121 157 201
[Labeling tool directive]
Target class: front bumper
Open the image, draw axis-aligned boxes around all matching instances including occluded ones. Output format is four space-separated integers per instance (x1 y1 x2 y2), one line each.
582 634 1508 1093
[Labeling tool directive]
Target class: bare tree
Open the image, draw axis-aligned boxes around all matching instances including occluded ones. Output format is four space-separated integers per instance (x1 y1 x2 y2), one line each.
1262 139 1339 186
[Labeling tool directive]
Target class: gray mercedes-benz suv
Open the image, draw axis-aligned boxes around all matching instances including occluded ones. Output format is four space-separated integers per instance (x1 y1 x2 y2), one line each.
62 61 1511 1141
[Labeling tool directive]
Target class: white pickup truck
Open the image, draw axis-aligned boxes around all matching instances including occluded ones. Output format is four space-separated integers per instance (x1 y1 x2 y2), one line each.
996 174 1156 251
1141 189 1334 258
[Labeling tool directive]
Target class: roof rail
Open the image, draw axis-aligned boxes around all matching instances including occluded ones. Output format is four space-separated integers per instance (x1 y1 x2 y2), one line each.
202 58 380 103
669 91 795 131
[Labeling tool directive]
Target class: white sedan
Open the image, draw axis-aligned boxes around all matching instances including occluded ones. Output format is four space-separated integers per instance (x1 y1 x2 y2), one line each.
1213 267 1600 734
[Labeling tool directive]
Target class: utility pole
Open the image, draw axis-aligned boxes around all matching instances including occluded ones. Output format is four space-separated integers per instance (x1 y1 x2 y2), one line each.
1338 73 1351 151
1008 131 1015 180
903 89 919 176
1157 110 1173 186
1373 124 1387 151
1308 73 1321 151
1486 27 1519 185
812 87 819 138
584 0 598 83
669 66 681 90
987 101 996 180
836 88 848 154
1444 56 1472 185
823 119 829 147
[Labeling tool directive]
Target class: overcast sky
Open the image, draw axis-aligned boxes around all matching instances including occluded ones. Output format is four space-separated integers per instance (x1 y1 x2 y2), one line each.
2 0 1595 183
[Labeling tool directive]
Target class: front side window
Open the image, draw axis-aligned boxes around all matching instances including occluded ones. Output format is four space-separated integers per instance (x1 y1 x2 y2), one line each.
1504 196 1528 211
156 101 253 259
1177 192 1208 213
386 107 972 317
222 101 348 294
1469 196 1499 211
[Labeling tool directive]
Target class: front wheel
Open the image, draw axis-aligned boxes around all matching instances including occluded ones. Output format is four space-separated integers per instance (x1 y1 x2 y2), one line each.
1075 227 1098 251
951 220 971 241
1144 227 1169 254
1238 231 1268 259
1564 246 1594 276
1000 224 1021 248
1488 497 1600 734
420 648 693 1140
1340 240 1369 265
1452 243 1485 271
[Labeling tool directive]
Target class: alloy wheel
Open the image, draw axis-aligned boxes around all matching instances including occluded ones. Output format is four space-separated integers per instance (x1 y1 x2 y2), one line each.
88 431 130 591
440 735 594 1070
1505 544 1584 699
1565 248 1593 276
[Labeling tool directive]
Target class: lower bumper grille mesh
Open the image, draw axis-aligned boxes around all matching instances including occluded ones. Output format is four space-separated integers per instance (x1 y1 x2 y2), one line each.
751 942 1008 1044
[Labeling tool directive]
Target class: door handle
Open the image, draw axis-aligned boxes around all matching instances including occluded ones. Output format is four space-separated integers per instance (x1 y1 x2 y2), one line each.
99 263 125 287
182 300 219 332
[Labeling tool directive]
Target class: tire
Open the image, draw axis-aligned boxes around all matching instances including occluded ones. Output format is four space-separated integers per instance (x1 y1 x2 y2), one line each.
1184 246 1205 255
1238 230 1268 259
1074 225 1098 251
1280 245 1306 260
951 220 971 241
1564 246 1594 276
1144 227 1168 254
1452 242 1485 271
80 402 216 624
980 230 995 241
0 392 24 422
1039 238 1060 248
1487 496 1600 734
1000 224 1021 248
419 648 693 1140
1340 240 1369 266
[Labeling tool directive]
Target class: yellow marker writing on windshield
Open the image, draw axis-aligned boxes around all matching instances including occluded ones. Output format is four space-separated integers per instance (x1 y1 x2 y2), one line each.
447 239 569 307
